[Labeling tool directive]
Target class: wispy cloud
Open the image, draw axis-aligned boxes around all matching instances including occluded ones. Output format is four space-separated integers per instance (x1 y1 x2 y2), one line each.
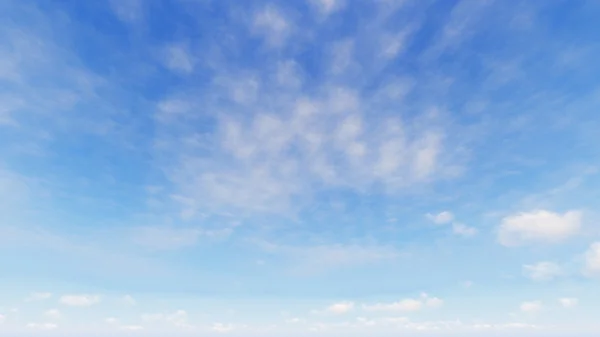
59 294 101 307
363 293 443 312
523 262 562 282
254 239 401 273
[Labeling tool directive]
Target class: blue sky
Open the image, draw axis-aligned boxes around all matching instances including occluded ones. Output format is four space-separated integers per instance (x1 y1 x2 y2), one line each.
1 0 600 335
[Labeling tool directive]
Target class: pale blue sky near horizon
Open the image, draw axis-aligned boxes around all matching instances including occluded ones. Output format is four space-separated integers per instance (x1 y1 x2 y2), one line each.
1 0 600 335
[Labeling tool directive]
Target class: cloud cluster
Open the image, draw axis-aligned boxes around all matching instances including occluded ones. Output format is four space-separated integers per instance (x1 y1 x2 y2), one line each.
498 210 581 246
426 211 478 237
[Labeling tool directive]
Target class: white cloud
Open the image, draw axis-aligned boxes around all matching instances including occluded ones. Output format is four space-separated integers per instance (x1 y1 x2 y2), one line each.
121 325 144 331
110 0 143 24
363 294 443 312
253 6 291 47
122 295 137 306
141 310 191 329
310 0 344 16
164 43 194 74
106 317 118 324
330 39 355 74
0 314 4 324
426 211 454 225
380 28 413 60
327 301 354 314
584 242 600 277
27 322 58 330
59 294 101 307
44 309 61 320
25 292 52 302
452 223 478 237
160 72 454 217
523 262 562 281
559 298 578 308
498 210 581 246
425 296 444 308
212 323 235 333
520 301 542 313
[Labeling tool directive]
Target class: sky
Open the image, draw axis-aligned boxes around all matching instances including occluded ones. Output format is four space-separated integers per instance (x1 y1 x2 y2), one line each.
1 0 600 336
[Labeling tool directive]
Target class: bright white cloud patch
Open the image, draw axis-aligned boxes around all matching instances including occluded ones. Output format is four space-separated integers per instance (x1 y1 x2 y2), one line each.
59 295 101 307
559 298 578 308
326 301 354 314
584 242 600 277
498 210 581 246
363 294 443 312
520 301 542 313
523 262 562 281
426 211 454 224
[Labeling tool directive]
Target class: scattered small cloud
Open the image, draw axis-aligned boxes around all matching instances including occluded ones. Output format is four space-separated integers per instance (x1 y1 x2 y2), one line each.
498 210 581 246
559 298 578 308
523 262 562 281
520 301 542 313
584 242 600 277
452 223 478 237
363 294 443 312
212 322 235 333
141 310 191 329
59 294 101 307
326 301 355 314
426 211 454 225
122 295 137 306
106 317 118 325
253 6 292 47
310 0 345 16
109 0 143 24
163 43 195 74
44 309 61 320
